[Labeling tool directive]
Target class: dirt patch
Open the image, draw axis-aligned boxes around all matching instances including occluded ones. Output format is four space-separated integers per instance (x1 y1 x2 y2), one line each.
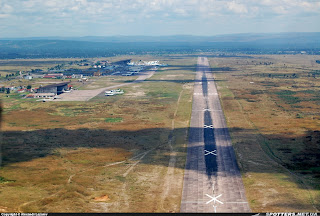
125 90 145 97
0 206 8 213
94 195 110 202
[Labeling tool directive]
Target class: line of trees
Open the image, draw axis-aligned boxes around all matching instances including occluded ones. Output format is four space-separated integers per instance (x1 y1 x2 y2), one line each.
0 87 10 94
5 73 16 78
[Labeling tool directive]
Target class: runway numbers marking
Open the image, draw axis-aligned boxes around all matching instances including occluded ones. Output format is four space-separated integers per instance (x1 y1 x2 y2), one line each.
204 125 213 128
204 150 217 156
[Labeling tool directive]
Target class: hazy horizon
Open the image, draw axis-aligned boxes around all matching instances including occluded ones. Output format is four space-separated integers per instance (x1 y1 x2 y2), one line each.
1 31 320 39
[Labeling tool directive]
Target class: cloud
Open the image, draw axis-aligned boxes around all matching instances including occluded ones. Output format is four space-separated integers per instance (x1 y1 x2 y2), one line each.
227 1 248 14
0 14 10 18
258 0 320 15
272 5 288 14
0 0 319 37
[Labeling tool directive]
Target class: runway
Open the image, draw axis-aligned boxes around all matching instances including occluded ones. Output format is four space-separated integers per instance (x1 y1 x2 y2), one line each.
180 57 251 213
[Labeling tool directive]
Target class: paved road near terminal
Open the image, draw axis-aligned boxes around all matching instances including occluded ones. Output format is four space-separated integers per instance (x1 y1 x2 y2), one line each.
180 57 251 213
56 67 156 101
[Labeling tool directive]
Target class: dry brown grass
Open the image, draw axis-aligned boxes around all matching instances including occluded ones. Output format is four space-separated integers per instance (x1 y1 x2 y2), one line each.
210 54 320 212
0 55 195 212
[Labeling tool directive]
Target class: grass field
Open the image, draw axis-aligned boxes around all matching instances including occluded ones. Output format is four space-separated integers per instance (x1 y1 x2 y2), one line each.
209 54 320 212
1 54 319 212
0 55 195 212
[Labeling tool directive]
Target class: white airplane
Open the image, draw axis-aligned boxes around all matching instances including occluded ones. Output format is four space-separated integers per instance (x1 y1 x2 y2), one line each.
36 98 54 102
122 72 134 76
105 91 115 96
105 89 124 96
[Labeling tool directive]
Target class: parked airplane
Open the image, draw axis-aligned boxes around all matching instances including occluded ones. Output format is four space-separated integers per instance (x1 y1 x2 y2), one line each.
105 89 124 96
36 98 54 102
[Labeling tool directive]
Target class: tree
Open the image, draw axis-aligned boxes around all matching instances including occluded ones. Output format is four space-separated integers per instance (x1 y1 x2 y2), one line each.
6 88 10 94
27 85 32 90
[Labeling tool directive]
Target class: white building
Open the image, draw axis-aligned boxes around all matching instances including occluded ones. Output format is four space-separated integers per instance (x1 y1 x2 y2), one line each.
24 75 33 80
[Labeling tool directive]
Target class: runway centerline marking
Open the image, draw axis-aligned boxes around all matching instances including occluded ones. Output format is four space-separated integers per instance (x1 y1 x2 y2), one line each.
212 205 217 213
204 125 214 129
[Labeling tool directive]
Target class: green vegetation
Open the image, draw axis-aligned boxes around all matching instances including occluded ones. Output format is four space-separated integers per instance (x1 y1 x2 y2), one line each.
275 91 301 104
0 176 15 183
105 117 123 123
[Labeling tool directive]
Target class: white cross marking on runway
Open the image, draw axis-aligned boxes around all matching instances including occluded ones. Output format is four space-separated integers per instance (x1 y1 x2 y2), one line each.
205 194 223 205
204 125 214 128
204 150 217 156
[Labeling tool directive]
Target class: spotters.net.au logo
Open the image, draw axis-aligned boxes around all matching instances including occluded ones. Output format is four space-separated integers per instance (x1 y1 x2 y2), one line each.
266 213 318 216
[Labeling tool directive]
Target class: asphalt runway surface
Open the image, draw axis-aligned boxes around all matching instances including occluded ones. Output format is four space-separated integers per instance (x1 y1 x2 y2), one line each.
180 57 251 213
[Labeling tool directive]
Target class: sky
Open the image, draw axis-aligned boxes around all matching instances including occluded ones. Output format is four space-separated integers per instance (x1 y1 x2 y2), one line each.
0 0 319 38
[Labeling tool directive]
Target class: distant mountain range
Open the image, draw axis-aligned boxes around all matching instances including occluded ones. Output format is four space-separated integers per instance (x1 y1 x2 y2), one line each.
0 33 319 59
1 32 320 43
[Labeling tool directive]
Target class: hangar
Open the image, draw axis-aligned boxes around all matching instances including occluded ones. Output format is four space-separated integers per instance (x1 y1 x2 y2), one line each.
37 82 69 95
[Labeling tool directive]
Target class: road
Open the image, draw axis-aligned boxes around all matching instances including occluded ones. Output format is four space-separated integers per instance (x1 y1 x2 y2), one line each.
180 57 251 213
55 67 156 101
